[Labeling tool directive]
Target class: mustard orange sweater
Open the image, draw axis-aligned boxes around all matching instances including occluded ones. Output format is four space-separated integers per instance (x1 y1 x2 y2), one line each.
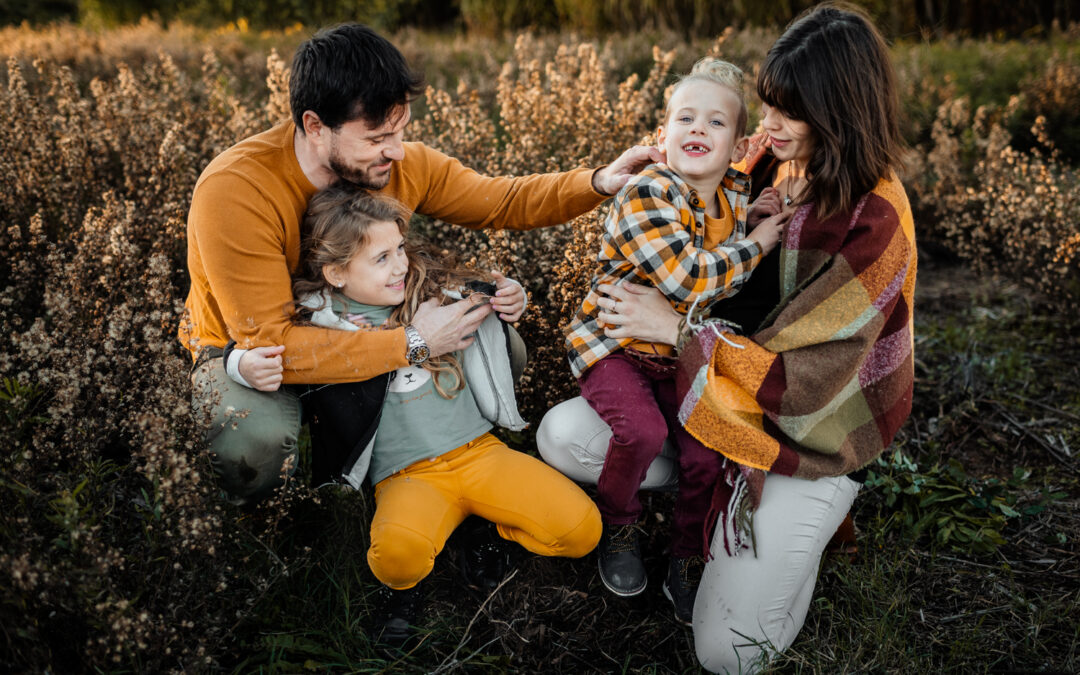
181 120 603 384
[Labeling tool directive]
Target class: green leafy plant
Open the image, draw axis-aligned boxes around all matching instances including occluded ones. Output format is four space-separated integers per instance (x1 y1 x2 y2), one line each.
865 449 1066 555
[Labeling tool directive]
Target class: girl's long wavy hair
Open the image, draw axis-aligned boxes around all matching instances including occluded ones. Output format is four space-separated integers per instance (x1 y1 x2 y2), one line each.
293 184 489 398
757 2 905 219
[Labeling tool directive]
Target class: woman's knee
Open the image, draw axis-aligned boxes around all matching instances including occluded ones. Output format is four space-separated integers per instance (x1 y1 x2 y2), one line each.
695 632 769 675
367 523 437 589
536 398 610 483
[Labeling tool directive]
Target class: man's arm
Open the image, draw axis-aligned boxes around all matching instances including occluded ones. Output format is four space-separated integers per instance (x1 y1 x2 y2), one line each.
189 173 410 384
396 143 659 230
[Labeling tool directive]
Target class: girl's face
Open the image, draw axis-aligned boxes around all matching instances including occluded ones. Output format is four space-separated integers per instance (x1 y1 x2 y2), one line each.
657 80 748 190
323 219 408 306
761 103 816 165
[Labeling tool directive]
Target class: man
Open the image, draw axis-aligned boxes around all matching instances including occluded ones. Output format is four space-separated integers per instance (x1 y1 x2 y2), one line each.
181 23 658 504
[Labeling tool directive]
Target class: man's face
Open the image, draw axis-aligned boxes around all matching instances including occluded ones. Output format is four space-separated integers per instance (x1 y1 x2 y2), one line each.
327 105 411 189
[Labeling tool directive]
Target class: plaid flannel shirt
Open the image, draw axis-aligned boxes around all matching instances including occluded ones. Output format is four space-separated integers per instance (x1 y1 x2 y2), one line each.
564 163 762 377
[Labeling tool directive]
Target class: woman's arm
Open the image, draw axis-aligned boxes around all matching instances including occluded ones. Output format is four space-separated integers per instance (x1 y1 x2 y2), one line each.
595 281 681 346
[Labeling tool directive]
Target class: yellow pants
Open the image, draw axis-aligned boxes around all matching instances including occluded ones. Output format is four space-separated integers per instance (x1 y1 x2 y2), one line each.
367 432 602 590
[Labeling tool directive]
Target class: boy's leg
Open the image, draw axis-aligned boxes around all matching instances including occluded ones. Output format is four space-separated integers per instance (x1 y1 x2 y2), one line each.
450 434 602 559
656 376 725 558
578 353 671 524
367 467 467 590
655 375 723 622
536 396 679 490
191 355 301 505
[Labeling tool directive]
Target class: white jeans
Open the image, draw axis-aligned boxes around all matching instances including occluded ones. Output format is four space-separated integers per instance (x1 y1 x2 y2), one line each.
537 397 860 674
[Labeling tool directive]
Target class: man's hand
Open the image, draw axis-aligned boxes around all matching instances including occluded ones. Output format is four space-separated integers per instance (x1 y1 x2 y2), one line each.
410 295 494 358
489 270 526 322
238 345 285 392
591 145 664 196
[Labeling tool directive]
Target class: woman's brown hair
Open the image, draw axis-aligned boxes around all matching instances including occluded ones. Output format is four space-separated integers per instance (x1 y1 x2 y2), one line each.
293 184 487 398
757 2 905 219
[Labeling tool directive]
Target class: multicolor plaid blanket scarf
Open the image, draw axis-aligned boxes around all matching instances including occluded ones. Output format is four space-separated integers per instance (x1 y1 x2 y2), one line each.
676 169 917 555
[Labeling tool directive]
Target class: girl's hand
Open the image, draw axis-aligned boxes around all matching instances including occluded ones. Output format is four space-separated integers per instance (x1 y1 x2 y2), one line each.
490 270 527 322
238 345 285 392
748 187 782 227
596 281 681 346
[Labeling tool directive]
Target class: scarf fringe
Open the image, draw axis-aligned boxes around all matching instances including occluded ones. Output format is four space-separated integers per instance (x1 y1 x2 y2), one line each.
705 459 759 559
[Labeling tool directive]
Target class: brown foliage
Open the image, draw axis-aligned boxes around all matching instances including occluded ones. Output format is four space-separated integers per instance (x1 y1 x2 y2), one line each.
1 20 1078 671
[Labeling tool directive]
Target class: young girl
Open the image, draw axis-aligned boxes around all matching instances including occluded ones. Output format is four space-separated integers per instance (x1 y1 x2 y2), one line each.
230 185 601 643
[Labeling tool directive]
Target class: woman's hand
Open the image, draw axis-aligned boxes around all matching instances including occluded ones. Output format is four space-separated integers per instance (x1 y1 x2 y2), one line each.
238 345 285 392
596 281 681 346
747 209 790 256
748 187 782 227
490 270 526 322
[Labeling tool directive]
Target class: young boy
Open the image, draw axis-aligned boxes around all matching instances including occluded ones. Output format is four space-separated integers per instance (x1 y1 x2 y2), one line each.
562 58 787 623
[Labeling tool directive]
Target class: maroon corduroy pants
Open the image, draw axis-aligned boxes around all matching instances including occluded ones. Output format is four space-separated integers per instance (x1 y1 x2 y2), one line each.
579 350 725 557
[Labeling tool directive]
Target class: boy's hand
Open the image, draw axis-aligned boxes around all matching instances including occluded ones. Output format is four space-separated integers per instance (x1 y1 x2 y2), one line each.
747 210 790 255
238 345 285 392
592 145 664 195
748 187 782 228
489 270 526 322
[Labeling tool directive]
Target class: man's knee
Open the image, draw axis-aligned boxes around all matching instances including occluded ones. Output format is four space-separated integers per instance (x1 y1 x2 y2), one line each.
192 358 301 502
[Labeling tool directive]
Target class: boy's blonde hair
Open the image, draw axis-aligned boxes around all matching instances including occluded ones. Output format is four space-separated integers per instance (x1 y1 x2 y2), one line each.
664 58 748 138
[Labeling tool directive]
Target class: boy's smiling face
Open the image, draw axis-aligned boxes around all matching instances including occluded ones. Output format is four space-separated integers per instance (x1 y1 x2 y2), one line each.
657 80 748 193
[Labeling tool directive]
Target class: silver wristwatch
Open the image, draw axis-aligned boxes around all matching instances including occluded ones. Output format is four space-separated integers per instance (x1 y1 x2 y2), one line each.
403 325 430 365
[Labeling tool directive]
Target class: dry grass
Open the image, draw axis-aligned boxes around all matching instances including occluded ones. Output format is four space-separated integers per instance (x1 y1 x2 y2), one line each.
0 20 1078 673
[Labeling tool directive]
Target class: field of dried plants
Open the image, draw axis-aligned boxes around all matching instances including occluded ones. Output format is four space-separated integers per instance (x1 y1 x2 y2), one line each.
1 19 1078 673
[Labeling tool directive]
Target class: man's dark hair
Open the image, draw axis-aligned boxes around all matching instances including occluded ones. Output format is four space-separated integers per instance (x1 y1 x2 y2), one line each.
290 23 425 132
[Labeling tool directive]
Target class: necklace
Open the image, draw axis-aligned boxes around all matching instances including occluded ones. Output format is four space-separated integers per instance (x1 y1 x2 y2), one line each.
783 161 806 207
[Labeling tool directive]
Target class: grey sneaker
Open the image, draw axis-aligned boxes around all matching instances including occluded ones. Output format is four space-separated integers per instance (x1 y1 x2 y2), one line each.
597 523 647 596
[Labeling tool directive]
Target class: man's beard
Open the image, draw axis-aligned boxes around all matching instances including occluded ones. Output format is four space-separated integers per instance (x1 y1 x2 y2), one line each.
329 149 392 190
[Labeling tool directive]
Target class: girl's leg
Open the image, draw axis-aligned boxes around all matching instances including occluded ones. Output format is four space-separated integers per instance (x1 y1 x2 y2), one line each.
578 353 671 524
452 434 602 558
692 474 860 674
367 468 467 590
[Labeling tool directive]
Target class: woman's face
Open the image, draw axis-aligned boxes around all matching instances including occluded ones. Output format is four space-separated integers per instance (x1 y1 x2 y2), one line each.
761 103 815 165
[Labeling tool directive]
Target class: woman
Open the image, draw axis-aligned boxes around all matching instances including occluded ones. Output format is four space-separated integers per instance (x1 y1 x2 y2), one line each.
537 4 916 672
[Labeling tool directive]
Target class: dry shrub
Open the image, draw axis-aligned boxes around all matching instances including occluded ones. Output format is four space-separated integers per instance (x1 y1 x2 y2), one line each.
909 96 1080 305
2 20 1079 671
409 34 676 414
0 47 292 671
